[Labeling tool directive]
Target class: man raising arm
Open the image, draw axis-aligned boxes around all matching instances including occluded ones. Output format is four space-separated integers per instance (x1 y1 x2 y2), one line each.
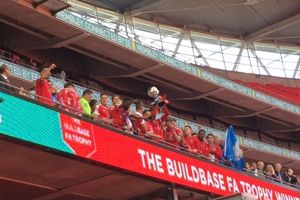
35 63 56 106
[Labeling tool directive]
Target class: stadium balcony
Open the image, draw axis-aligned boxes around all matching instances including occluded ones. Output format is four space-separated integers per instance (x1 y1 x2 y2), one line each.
0 76 300 199
0 0 300 199
1 54 299 165
1 0 300 160
0 51 300 199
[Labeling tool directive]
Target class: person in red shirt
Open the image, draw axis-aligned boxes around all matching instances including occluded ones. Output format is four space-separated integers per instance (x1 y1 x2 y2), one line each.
109 95 121 114
183 126 201 154
56 82 81 114
149 105 169 140
35 63 56 106
165 117 183 148
97 94 113 123
131 100 145 134
204 134 223 162
142 110 163 139
111 98 132 133
98 94 110 118
195 128 208 155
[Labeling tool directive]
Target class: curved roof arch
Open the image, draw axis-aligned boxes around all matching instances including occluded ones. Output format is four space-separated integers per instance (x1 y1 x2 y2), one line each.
67 0 300 79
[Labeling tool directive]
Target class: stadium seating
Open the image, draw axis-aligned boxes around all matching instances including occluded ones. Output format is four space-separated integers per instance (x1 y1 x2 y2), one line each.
236 80 300 105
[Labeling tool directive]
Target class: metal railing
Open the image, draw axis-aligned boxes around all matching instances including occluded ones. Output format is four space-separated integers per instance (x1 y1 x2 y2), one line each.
0 81 299 189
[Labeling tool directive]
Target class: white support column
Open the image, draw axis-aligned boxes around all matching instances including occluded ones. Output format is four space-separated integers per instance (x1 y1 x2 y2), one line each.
232 43 245 71
278 45 288 78
114 15 124 34
246 42 271 75
157 23 165 52
191 40 210 66
172 31 184 57
124 14 134 39
293 56 300 78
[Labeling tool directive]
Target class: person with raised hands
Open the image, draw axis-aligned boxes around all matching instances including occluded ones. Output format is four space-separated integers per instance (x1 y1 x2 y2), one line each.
35 63 56 106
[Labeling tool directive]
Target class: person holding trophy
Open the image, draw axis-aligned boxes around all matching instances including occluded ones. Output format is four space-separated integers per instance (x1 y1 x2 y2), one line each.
141 110 164 139
147 86 171 140
147 86 185 147
111 97 133 133
149 104 170 141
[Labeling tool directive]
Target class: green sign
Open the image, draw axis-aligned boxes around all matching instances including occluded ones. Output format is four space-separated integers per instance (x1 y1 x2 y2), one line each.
0 75 299 160
56 11 132 49
255 92 299 113
0 92 73 153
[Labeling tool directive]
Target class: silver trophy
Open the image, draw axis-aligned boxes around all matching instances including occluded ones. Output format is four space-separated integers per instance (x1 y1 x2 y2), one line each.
147 86 169 107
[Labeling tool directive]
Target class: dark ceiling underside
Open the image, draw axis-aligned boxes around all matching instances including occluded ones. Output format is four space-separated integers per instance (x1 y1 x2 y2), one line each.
82 0 300 45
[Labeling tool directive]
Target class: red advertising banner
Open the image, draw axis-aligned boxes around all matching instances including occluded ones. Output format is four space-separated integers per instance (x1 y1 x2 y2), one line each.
60 113 96 157
60 114 300 199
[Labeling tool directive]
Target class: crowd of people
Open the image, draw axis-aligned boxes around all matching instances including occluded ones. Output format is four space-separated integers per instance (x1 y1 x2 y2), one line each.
0 62 299 188
245 161 298 185
33 65 224 160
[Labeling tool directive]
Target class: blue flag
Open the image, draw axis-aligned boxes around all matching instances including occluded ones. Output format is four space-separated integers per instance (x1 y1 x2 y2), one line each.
223 125 245 170
233 157 245 171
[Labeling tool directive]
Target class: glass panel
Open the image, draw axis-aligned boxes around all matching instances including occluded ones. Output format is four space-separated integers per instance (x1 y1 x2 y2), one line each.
177 39 193 56
67 0 96 15
96 7 120 22
65 0 300 79
163 37 179 54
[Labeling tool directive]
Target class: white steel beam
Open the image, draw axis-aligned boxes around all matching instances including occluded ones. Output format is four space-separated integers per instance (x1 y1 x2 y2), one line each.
191 40 210 66
232 43 245 71
293 56 300 78
246 42 271 75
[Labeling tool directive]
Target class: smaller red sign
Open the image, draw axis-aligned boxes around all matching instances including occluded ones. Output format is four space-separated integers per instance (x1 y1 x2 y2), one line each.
60 113 96 157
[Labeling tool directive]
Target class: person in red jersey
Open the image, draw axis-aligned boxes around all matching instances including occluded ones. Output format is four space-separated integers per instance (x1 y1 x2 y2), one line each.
195 128 208 155
110 95 120 115
35 63 56 106
56 82 81 114
183 125 201 153
204 133 223 162
111 98 133 133
165 117 183 147
95 93 113 124
97 94 111 120
131 100 146 134
149 105 170 140
141 110 163 139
